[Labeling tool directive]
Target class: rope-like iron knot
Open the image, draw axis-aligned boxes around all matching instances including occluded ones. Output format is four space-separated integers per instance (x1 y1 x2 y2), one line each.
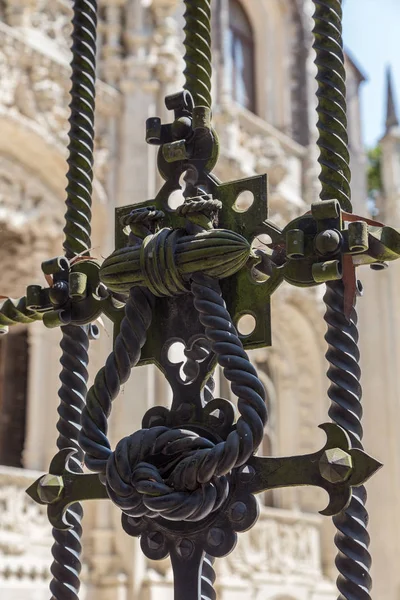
105 272 268 523
82 268 267 524
81 272 267 524
121 206 165 243
106 427 229 522
121 206 165 229
176 194 222 219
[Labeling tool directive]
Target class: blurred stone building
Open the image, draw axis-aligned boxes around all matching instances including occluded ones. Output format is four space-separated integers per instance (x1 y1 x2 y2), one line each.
0 1 398 599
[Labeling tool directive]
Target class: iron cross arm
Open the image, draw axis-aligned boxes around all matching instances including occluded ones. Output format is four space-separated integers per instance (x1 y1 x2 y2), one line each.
247 422 382 516
26 423 381 530
26 448 108 530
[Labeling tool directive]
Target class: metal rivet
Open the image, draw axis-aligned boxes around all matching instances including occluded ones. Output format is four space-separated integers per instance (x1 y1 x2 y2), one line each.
315 229 341 255
230 501 247 522
207 527 225 547
238 465 255 483
319 448 353 483
37 474 64 504
177 538 194 558
147 531 164 550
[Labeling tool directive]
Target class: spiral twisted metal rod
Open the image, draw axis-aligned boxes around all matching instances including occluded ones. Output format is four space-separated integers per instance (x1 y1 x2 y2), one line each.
324 282 371 600
0 297 42 331
183 0 212 108
201 554 216 600
312 2 372 597
313 0 351 212
63 0 97 259
50 1 98 598
79 286 154 472
191 273 268 456
50 325 89 600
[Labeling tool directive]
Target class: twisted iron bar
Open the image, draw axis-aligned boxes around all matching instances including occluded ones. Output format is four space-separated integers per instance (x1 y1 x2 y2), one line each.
183 0 212 108
50 1 98 598
191 273 268 457
313 0 351 212
63 0 97 259
79 286 154 472
0 297 43 332
201 554 216 600
50 325 89 600
313 1 372 597
324 282 371 600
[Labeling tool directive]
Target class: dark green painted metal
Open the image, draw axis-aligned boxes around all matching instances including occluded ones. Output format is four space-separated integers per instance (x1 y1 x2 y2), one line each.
183 0 212 108
258 201 400 289
313 0 351 211
27 424 380 536
249 422 381 516
100 228 253 293
0 297 43 333
113 171 271 371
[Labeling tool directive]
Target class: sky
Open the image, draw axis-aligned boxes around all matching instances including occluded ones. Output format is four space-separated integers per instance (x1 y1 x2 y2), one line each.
343 0 400 148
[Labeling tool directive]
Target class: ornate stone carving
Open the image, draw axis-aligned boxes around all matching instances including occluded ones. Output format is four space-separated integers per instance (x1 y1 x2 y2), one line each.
150 0 182 85
0 156 63 296
0 20 119 183
0 467 52 580
220 507 322 579
3 0 72 55
0 156 63 235
0 27 69 145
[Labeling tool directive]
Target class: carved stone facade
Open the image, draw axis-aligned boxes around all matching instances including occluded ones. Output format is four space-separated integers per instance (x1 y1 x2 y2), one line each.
0 1 394 599
0 467 52 598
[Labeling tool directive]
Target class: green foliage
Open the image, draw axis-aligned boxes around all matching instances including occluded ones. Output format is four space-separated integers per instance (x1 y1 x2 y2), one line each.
367 145 383 196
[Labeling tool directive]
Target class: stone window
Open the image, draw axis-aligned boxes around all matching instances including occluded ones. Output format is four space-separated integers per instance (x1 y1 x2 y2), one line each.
228 0 255 112
0 329 29 467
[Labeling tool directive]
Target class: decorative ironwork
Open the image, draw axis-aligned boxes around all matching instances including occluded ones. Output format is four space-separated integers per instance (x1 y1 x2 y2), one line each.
0 0 397 598
313 1 373 598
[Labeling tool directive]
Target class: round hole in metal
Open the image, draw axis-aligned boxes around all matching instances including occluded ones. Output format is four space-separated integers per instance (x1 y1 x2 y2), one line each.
237 314 256 336
234 190 254 212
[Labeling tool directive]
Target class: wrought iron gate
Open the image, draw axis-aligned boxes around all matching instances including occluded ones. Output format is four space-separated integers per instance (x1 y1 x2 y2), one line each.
1 1 399 598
